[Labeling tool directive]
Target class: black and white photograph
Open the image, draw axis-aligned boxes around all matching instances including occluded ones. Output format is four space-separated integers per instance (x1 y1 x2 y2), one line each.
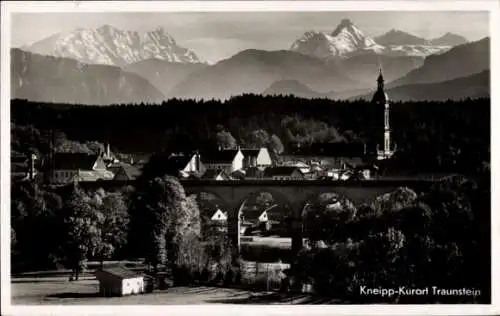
1 1 499 315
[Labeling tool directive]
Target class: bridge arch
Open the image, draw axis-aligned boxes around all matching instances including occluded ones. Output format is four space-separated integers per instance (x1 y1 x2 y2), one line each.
234 188 296 237
186 188 231 234
185 188 230 209
234 188 294 214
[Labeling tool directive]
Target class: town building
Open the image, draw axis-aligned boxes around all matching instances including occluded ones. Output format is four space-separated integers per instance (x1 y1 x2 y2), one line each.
202 168 231 181
263 166 305 180
244 167 265 179
46 152 114 184
372 68 397 160
109 162 142 181
201 148 244 173
101 142 118 166
241 148 273 169
210 207 228 221
11 152 39 182
164 152 205 178
95 266 145 297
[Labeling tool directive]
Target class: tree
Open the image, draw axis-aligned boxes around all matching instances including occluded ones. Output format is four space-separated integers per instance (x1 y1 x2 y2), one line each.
174 194 205 284
304 193 357 246
370 187 418 218
255 192 274 208
250 129 270 148
137 175 203 276
95 192 130 267
216 130 237 149
140 177 174 273
62 185 104 280
269 134 285 154
11 182 64 272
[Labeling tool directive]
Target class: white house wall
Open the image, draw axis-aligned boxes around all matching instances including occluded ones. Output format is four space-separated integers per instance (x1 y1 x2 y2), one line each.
183 155 198 173
256 148 273 166
231 150 244 172
121 277 144 296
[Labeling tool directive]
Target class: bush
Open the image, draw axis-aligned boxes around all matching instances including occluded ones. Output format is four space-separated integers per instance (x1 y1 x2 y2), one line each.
240 243 292 262
290 178 489 303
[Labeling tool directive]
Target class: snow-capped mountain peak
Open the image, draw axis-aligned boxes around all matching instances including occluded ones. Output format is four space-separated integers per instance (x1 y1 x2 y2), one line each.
26 25 203 66
291 19 384 59
290 19 463 59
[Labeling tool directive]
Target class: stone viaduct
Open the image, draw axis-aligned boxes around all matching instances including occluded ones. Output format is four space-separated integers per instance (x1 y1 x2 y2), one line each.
75 179 436 255
180 179 435 254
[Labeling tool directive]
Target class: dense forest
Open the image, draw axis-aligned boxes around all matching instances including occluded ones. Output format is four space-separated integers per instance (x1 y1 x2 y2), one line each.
11 95 490 174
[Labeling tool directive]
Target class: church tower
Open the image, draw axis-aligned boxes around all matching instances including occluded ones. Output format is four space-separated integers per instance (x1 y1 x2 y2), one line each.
372 68 396 160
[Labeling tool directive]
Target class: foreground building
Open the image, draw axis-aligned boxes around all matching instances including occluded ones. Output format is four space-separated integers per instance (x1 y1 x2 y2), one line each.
95 266 145 297
46 152 114 184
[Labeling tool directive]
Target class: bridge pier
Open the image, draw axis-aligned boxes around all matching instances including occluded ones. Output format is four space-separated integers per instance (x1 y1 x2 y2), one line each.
227 202 245 258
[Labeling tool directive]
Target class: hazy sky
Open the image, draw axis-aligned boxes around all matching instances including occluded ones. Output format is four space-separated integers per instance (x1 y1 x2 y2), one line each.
12 11 489 63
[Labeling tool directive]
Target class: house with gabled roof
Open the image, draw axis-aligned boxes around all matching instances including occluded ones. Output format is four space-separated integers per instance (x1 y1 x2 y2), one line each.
164 153 205 178
241 207 268 226
11 152 39 182
263 166 305 180
201 148 244 173
47 152 110 184
201 168 231 181
109 162 142 181
283 141 368 169
95 266 145 297
241 147 273 169
210 208 228 221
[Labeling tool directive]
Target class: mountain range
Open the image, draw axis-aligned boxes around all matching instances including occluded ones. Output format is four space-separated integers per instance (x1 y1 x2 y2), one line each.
11 49 165 105
389 37 490 87
26 25 202 67
355 70 490 102
290 19 465 60
167 49 357 100
11 19 489 104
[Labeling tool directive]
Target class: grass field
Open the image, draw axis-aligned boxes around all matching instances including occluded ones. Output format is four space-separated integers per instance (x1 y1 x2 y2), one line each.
10 277 338 305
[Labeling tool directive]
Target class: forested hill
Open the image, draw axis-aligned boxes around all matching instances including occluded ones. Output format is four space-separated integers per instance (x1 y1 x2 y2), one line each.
11 95 490 174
